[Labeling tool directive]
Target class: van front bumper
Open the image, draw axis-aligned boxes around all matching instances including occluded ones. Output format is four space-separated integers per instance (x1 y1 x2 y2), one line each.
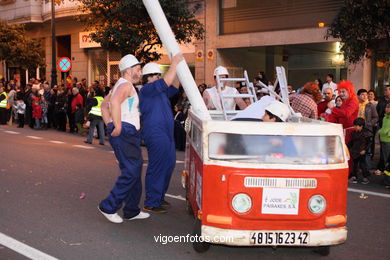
201 225 347 246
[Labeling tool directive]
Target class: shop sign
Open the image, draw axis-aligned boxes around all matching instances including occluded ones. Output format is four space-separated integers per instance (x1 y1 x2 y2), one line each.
79 32 101 49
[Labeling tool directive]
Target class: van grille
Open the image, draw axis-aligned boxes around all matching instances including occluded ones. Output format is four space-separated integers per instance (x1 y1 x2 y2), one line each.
244 177 317 189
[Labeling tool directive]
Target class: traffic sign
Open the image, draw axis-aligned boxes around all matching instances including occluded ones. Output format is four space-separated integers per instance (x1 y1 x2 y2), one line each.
58 57 72 72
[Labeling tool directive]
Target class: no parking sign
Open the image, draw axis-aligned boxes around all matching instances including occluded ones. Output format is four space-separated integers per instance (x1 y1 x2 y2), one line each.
58 57 72 72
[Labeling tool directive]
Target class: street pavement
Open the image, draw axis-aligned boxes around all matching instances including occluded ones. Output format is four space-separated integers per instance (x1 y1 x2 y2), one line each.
0 125 389 260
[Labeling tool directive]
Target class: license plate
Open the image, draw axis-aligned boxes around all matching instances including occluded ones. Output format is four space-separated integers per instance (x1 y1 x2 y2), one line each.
250 231 309 245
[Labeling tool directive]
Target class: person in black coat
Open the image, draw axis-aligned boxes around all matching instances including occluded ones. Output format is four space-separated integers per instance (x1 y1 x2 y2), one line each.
54 87 67 132
376 85 390 128
173 104 186 151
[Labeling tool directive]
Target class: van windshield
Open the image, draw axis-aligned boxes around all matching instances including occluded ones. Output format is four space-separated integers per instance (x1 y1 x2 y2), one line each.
208 133 345 165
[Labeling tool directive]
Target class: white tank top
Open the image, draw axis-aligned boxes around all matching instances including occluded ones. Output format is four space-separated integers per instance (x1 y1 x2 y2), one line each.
205 86 239 110
110 77 140 130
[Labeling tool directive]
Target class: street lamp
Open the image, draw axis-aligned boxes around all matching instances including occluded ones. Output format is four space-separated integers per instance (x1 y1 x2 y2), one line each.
51 0 57 87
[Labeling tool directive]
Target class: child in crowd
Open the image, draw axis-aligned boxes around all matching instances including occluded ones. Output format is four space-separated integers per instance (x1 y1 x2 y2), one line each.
75 104 85 135
40 95 49 129
378 103 390 189
348 118 371 184
14 94 26 128
335 96 343 108
32 98 42 129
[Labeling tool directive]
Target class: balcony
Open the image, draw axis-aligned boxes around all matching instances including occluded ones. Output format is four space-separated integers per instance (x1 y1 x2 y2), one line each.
0 0 81 24
42 0 81 22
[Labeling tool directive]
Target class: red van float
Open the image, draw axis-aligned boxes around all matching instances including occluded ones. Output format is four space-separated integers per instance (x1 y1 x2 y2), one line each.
182 110 349 255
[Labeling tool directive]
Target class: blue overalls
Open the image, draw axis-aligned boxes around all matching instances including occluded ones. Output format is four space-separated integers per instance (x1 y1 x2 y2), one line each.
99 122 143 219
139 79 178 207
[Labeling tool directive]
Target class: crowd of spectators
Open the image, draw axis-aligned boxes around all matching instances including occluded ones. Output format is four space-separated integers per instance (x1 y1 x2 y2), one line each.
0 71 389 189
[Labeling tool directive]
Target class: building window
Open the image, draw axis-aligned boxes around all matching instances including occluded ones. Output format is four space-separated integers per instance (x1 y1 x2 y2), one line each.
219 0 343 34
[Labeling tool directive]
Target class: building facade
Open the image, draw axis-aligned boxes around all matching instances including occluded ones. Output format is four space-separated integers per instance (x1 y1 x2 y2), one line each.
0 0 388 92
195 0 384 91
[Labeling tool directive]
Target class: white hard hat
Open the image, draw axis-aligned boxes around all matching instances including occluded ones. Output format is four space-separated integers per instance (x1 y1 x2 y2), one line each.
142 63 162 76
257 88 269 94
119 54 141 72
265 101 290 122
213 66 229 77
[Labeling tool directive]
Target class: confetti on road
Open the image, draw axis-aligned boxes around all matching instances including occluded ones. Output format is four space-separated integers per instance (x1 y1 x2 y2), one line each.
359 193 368 199
60 238 82 246
69 243 82 246
79 193 86 199
165 194 186 201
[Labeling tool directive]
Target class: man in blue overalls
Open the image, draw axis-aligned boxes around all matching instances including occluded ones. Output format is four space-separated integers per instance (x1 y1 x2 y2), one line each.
98 54 150 223
139 53 183 213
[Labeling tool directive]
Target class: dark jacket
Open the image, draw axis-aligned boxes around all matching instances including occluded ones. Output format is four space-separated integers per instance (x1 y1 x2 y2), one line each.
376 97 390 128
364 102 378 135
55 93 67 114
75 109 85 124
348 128 371 160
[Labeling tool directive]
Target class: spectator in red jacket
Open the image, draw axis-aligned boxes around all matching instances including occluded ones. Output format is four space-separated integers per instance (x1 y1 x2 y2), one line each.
317 88 334 115
32 98 42 129
327 80 359 144
70 87 83 133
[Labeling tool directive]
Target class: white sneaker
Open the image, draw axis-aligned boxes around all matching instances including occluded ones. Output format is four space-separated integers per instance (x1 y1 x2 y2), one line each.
125 211 150 220
98 207 123 224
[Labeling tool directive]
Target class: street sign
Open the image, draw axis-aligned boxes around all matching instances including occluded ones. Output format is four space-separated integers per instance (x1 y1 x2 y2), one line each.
58 57 72 72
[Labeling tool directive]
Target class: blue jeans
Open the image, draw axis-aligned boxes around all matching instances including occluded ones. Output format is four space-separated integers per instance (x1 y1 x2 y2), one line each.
99 122 143 218
86 118 105 144
42 114 48 124
34 118 40 128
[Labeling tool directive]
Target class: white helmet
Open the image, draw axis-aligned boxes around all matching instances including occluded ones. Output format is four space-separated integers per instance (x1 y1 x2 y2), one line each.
213 66 229 77
265 101 290 122
119 54 141 72
142 63 162 76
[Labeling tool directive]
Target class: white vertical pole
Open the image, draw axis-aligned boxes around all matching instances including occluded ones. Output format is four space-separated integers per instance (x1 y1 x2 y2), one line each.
87 50 92 87
26 69 29 83
107 52 110 87
142 0 211 120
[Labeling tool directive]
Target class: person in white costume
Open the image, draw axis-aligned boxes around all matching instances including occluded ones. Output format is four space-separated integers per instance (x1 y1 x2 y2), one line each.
203 66 247 111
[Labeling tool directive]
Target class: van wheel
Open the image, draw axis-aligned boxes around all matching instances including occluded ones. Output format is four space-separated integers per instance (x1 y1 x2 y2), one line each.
192 219 210 253
314 246 330 256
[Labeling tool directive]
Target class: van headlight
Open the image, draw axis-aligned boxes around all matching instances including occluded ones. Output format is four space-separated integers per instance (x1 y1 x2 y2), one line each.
232 193 252 213
308 195 326 214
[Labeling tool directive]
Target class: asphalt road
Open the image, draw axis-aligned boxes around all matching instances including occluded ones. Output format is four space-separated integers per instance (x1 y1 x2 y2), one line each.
0 125 389 260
